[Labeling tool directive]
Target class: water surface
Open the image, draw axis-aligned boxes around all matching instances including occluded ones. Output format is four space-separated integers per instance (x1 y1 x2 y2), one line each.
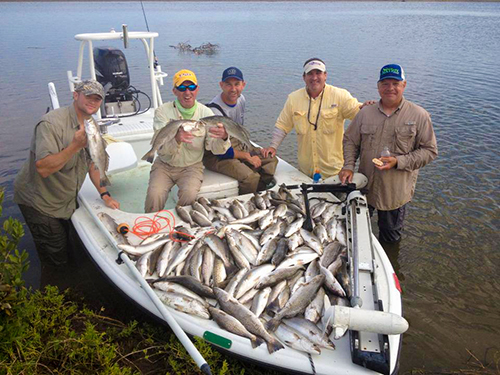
1 2 499 372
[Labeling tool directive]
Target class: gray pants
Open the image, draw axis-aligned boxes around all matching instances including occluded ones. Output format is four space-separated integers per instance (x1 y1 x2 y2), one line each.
369 204 407 243
144 159 204 213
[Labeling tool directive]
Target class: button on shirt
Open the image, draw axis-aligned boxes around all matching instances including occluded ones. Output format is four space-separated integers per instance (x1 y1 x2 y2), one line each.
275 84 360 178
14 105 90 219
343 98 438 210
153 101 230 167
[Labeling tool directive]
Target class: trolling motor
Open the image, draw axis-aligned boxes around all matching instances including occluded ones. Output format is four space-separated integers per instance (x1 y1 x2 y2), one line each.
94 47 151 117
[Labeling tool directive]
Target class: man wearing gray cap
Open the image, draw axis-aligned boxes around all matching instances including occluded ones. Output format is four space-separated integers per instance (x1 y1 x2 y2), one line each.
14 80 119 282
340 64 438 243
262 58 369 180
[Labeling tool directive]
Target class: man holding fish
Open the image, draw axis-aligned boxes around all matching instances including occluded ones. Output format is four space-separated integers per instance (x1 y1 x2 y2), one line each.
14 80 119 273
203 67 278 194
144 69 231 212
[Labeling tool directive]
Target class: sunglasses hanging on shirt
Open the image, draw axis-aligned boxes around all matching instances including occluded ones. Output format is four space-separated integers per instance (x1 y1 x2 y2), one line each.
307 90 324 131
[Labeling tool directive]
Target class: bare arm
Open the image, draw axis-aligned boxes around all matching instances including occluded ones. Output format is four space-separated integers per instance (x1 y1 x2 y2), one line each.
35 125 87 178
89 164 120 209
262 127 287 158
233 149 262 168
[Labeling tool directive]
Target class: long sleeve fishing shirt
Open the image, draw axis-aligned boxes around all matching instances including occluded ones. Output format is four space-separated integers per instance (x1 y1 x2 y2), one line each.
152 102 230 167
343 97 438 211
274 84 360 178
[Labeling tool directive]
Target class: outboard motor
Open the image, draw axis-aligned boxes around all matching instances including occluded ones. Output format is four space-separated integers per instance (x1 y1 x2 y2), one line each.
94 47 136 116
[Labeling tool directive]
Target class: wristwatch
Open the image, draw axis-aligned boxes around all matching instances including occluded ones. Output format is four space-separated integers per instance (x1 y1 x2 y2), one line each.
100 191 111 199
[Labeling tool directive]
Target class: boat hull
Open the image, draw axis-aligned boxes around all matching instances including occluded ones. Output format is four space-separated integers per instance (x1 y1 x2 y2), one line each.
72 152 403 375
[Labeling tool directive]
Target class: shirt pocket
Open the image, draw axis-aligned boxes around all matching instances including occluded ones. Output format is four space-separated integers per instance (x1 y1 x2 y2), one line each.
319 108 339 134
394 124 417 154
360 123 378 151
292 111 308 135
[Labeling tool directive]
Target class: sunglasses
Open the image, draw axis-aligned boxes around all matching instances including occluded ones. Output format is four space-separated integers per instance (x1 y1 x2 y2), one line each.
176 84 197 92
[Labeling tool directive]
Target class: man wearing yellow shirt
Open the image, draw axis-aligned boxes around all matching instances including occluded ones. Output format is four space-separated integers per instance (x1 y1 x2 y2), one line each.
262 58 367 178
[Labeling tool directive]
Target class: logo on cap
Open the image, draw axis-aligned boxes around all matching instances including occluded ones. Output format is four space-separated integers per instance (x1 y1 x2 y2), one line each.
222 67 243 82
303 59 326 74
379 64 405 82
173 69 198 87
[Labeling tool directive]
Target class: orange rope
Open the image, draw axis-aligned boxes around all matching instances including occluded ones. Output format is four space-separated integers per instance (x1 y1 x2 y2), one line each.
128 210 195 243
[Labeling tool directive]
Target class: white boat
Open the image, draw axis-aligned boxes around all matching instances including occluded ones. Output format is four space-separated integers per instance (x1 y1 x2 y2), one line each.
53 27 406 375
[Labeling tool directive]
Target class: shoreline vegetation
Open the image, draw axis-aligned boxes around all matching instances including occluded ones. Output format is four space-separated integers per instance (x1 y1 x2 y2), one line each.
2 189 500 374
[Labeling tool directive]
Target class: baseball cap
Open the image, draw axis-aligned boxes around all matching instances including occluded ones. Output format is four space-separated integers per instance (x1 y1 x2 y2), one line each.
379 64 406 82
222 67 244 82
173 69 198 87
74 80 104 99
303 58 326 74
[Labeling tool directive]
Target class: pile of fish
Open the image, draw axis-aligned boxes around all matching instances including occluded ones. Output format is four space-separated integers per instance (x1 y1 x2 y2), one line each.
169 41 220 55
99 185 352 356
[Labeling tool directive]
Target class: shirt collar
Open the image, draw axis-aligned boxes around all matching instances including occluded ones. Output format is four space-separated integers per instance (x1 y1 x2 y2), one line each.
377 96 406 116
304 85 326 101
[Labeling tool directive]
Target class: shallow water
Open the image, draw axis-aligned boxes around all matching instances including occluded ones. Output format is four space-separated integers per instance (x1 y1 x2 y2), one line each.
1 2 499 372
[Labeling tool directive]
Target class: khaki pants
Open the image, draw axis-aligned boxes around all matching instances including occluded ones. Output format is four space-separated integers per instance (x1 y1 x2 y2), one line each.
204 150 278 195
144 159 204 212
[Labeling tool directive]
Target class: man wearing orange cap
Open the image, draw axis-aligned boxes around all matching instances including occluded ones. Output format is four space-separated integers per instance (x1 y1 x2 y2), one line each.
144 69 230 212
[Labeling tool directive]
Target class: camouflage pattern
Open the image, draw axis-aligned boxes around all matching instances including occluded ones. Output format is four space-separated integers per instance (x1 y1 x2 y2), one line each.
74 79 104 98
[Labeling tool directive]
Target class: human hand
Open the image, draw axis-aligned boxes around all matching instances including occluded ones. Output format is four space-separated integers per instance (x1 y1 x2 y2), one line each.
72 124 88 150
176 126 195 144
376 156 397 170
360 100 377 109
103 195 120 209
208 123 228 140
261 147 276 158
246 154 262 168
338 169 353 184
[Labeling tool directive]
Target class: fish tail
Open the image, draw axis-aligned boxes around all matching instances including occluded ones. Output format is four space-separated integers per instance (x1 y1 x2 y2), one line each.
141 150 155 163
100 174 111 187
266 338 285 354
250 336 264 349
265 318 280 332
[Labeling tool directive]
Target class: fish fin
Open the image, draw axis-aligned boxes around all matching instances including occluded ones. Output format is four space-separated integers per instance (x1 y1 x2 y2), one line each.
250 336 264 349
100 174 111 187
265 318 280 332
141 151 155 163
104 148 110 172
266 338 285 354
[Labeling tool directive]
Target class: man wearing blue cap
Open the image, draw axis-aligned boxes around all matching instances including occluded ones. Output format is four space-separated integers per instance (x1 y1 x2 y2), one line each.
204 67 278 194
340 64 438 243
